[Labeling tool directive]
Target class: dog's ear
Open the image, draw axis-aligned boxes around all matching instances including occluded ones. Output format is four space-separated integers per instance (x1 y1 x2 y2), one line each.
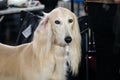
69 13 81 75
36 15 52 39
33 15 53 55
39 16 50 29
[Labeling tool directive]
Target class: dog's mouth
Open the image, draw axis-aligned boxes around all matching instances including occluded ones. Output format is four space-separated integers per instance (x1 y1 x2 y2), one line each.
59 40 72 48
55 42 70 48
54 37 72 48
58 43 66 47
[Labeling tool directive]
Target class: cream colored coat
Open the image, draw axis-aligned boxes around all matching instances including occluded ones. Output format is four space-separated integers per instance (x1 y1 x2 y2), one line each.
0 7 81 80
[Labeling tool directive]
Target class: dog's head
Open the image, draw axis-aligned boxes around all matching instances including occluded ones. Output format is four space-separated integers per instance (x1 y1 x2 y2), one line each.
34 7 81 75
42 7 80 47
48 7 81 75
49 7 73 46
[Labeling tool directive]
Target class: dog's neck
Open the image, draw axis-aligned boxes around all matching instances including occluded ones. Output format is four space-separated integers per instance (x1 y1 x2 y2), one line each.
53 44 70 68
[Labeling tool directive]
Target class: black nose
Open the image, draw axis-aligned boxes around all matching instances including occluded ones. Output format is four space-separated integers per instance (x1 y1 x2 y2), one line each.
65 36 72 43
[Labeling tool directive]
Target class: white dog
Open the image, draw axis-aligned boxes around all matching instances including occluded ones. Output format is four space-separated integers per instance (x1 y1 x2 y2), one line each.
0 7 81 80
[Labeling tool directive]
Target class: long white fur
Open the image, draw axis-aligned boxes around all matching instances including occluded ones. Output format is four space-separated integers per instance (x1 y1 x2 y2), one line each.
0 7 81 80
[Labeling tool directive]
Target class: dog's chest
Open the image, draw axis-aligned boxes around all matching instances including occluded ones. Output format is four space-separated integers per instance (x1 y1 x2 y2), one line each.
22 57 56 80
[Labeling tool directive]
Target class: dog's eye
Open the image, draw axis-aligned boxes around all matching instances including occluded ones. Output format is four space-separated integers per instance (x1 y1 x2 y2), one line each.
68 19 73 23
55 20 61 24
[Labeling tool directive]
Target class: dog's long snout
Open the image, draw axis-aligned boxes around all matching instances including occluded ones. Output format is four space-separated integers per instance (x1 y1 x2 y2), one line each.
65 36 72 43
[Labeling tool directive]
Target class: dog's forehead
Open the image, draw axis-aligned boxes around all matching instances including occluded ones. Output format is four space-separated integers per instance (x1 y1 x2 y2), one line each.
50 7 74 19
